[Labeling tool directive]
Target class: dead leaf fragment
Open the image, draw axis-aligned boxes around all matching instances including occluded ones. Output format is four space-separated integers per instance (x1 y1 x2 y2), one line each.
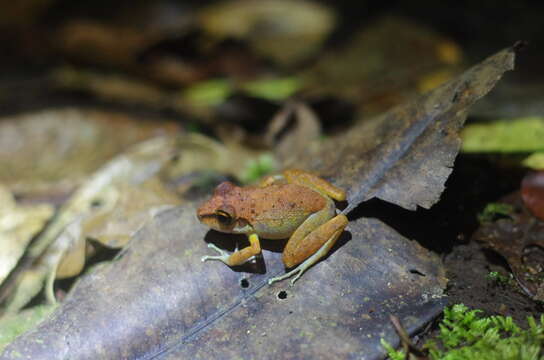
2 136 181 312
0 108 179 198
0 186 53 283
295 45 516 213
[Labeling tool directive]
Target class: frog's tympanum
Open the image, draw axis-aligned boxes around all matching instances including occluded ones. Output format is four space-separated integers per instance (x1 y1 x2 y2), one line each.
197 169 347 285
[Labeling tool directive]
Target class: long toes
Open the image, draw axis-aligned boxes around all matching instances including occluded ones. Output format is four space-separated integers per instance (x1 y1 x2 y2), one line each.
289 270 303 286
207 243 222 251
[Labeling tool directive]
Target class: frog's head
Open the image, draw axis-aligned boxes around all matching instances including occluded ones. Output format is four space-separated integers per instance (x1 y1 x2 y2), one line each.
197 182 252 234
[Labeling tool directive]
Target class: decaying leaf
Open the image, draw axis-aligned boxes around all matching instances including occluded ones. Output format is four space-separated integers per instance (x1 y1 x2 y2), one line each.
1 136 181 313
1 205 446 359
474 191 544 301
267 101 322 168
295 46 516 213
82 178 181 248
0 186 53 283
53 67 169 108
0 108 179 198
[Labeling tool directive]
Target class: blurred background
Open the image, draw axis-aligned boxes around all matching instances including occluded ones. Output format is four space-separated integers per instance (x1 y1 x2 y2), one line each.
1 0 542 119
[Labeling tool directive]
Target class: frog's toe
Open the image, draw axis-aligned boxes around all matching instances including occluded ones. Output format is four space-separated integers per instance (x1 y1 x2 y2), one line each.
267 268 301 285
290 270 304 285
201 243 231 263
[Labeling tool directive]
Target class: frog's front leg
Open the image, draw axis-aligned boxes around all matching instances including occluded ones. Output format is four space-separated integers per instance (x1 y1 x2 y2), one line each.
268 204 348 285
202 233 261 266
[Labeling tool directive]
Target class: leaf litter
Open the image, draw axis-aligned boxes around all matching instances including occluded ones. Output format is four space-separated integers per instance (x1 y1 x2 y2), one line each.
0 45 518 359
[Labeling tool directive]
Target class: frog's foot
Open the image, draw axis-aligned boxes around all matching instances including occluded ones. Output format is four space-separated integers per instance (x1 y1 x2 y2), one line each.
267 241 326 285
267 266 304 286
201 243 231 264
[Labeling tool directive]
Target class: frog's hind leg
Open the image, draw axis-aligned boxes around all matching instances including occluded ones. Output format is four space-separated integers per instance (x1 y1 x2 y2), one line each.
202 233 261 266
268 214 348 285
283 169 346 201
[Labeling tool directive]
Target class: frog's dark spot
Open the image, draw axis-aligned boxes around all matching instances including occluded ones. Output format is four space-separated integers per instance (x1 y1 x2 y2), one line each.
290 203 296 209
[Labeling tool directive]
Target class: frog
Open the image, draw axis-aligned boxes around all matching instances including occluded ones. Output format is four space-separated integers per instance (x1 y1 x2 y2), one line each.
197 169 348 285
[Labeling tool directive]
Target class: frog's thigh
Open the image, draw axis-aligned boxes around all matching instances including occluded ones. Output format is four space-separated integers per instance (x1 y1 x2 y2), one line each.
283 212 347 268
269 214 347 285
283 169 346 201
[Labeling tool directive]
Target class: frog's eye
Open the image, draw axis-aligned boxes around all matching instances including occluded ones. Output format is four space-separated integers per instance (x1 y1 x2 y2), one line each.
215 210 234 225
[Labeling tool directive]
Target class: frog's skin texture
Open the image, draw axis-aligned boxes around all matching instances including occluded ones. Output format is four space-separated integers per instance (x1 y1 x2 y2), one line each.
197 169 348 285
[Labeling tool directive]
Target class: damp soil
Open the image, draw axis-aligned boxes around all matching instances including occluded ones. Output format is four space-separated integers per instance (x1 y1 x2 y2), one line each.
352 150 543 331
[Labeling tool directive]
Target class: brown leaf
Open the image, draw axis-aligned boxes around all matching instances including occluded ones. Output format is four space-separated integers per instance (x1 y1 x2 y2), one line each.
295 46 516 212
0 109 179 198
1 204 446 359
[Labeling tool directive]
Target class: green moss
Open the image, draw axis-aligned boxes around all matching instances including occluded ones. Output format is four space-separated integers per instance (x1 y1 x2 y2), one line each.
380 338 406 360
477 202 514 223
382 304 544 360
0 304 57 352
486 271 513 285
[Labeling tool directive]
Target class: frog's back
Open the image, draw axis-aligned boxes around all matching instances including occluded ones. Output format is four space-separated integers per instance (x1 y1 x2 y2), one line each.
244 184 327 239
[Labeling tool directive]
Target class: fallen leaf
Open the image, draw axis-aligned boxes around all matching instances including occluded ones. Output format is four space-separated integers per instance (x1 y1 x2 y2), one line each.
198 0 336 65
82 178 181 248
1 136 181 313
296 46 516 212
0 108 179 198
0 186 53 283
267 101 322 168
1 205 446 359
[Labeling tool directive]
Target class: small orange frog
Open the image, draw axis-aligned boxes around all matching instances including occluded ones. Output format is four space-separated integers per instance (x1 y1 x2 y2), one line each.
197 169 348 285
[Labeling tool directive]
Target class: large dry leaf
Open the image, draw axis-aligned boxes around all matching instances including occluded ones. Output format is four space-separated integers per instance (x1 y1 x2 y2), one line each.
297 46 516 212
1 47 515 359
1 205 445 359
1 137 181 313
